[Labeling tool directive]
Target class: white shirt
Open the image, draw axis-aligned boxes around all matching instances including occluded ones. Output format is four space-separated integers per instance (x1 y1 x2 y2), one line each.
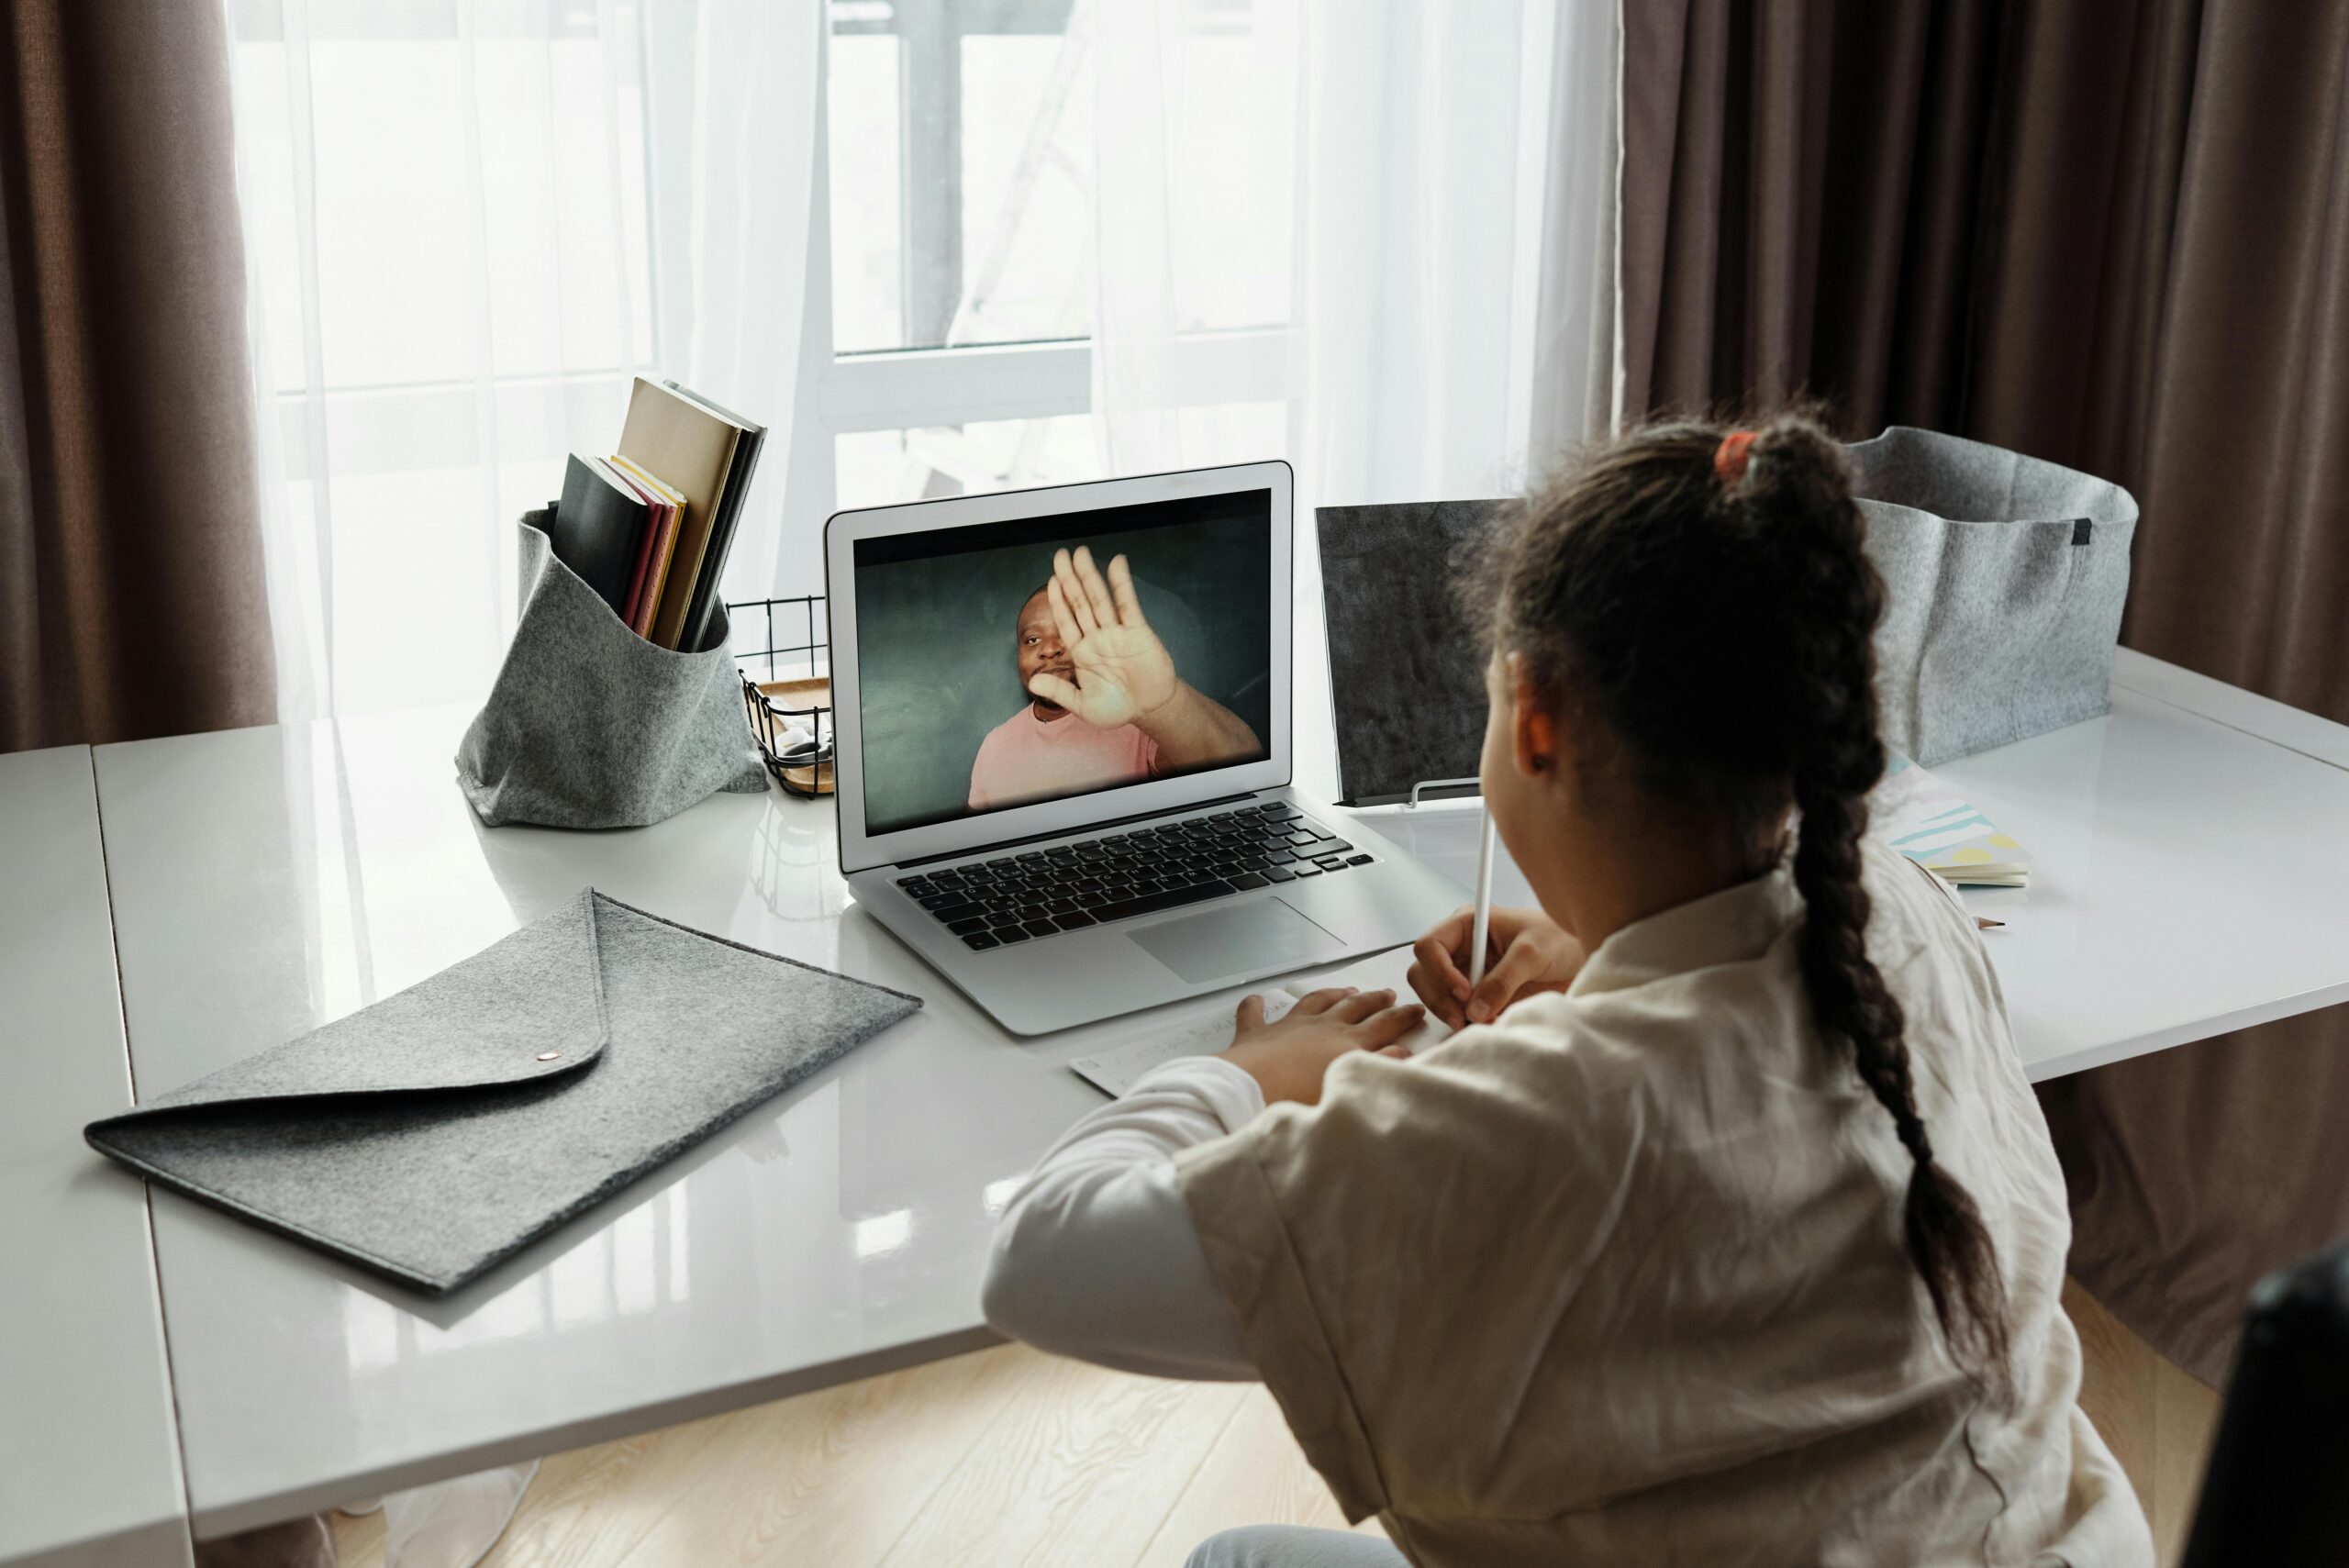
985 842 2153 1566
982 1053 1262 1379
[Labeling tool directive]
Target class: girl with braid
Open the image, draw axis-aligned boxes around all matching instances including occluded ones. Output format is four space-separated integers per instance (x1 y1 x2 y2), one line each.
983 415 2152 1567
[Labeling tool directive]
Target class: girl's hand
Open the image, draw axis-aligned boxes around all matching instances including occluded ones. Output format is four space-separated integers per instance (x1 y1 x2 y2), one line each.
1219 987 1425 1106
1408 906 1586 1029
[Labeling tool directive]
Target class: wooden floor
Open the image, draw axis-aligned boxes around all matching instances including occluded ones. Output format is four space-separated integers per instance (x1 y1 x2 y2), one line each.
331 1282 2216 1568
2061 1279 2223 1564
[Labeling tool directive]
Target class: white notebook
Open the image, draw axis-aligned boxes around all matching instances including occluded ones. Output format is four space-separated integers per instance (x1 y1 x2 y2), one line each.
1872 754 2032 885
1069 948 1451 1097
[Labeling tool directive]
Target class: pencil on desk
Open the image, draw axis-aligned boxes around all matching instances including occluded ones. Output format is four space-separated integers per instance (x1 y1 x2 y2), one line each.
1976 917 2005 929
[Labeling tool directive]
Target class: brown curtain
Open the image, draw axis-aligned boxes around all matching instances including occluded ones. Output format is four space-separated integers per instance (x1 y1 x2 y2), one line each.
0 0 275 752
1620 0 2349 1385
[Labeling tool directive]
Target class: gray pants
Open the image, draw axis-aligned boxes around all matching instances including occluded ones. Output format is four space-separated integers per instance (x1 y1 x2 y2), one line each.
1186 1525 1409 1568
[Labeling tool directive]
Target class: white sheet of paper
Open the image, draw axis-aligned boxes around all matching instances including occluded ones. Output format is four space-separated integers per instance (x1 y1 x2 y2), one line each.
1290 948 1453 1056
1068 992 1299 1098
1068 946 1453 1099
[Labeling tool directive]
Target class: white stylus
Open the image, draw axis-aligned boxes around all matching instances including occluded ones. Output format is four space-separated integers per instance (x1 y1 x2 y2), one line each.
1465 808 1497 993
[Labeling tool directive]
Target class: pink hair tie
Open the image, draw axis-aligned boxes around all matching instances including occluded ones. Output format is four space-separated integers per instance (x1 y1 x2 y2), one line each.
1714 429 1757 484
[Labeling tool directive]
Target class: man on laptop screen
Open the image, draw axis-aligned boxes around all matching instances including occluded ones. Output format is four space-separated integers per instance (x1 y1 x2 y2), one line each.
972 545 1262 811
849 486 1278 839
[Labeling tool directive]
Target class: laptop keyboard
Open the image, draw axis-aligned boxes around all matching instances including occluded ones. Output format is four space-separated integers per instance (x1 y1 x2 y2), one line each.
895 801 1375 951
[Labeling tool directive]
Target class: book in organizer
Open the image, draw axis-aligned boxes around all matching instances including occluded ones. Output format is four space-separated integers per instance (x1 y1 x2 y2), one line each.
607 456 685 638
617 377 742 651
550 454 653 617
537 375 765 649
657 379 766 654
613 474 670 631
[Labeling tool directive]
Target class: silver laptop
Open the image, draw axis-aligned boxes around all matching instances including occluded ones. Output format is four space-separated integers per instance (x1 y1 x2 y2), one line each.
826 461 1464 1036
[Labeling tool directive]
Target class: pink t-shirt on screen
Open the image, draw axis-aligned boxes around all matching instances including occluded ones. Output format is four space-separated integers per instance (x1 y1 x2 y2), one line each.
967 705 1159 811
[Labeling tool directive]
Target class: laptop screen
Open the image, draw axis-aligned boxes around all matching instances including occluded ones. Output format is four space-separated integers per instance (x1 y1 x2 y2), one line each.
850 487 1275 839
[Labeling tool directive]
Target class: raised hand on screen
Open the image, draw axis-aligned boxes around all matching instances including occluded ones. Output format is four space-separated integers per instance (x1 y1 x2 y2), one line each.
1027 546 1178 730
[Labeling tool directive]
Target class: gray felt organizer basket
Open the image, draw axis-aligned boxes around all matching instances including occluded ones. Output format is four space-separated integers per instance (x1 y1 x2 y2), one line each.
456 513 769 829
1848 428 2139 766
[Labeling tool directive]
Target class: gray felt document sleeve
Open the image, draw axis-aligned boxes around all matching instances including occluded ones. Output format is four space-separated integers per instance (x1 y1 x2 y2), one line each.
84 891 921 1295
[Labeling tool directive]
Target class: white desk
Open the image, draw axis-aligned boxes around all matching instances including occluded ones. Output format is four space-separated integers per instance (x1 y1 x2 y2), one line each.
0 747 190 1568
1377 650 2349 1083
1932 653 2349 1077
84 648 2349 1539
92 706 1159 1539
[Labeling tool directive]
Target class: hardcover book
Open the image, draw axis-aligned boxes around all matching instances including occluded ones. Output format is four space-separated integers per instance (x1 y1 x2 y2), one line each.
618 378 742 651
548 454 652 619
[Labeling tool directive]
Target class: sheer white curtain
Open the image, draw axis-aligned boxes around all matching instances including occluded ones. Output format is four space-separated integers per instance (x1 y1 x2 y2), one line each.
1090 0 1619 792
228 0 820 722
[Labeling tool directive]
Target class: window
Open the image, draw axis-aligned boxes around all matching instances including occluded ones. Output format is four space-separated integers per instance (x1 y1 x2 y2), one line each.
230 0 659 715
810 0 1102 549
829 0 1093 354
794 0 1301 582
228 0 1304 716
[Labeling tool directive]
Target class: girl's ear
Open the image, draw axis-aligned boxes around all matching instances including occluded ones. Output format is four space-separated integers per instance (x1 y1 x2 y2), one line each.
1508 654 1556 780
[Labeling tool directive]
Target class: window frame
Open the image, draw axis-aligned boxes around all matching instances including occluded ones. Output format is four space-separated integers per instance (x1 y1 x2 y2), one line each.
781 6 1299 587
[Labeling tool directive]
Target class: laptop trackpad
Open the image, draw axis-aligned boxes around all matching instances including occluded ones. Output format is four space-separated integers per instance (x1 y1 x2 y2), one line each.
1127 897 1345 985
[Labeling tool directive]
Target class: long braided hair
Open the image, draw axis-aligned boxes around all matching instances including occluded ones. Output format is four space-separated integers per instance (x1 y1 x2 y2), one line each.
1468 411 2012 1390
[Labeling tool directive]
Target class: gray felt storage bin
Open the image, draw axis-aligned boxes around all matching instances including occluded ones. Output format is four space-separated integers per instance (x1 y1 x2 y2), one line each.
456 513 768 828
1849 428 2138 766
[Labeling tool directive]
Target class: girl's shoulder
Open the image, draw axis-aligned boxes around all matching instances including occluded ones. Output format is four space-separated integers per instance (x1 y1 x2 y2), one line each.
1414 990 1651 1086
1856 835 1994 971
1408 973 1809 1112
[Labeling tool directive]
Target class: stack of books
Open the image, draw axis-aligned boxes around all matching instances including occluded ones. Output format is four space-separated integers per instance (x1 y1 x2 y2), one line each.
544 377 766 651
1871 754 2032 886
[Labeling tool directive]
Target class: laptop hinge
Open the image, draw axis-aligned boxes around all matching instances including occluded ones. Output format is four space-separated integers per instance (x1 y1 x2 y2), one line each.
895 790 1262 869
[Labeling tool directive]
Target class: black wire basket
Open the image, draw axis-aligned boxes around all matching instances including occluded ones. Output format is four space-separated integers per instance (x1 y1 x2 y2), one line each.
727 595 833 798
